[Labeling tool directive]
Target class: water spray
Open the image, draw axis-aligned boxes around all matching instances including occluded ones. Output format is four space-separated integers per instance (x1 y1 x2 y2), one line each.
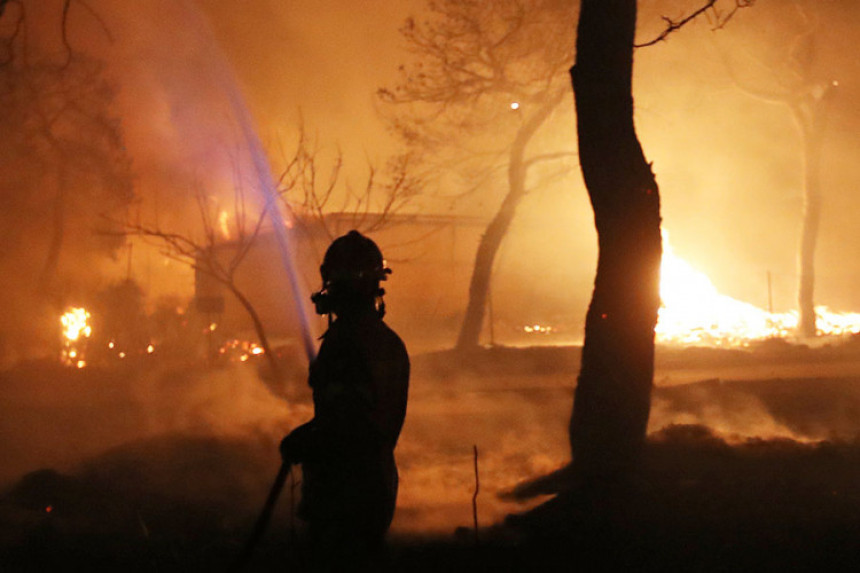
179 2 317 569
224 98 317 363
181 0 317 364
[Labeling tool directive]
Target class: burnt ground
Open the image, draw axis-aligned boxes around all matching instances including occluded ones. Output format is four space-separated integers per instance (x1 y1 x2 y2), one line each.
4 341 860 571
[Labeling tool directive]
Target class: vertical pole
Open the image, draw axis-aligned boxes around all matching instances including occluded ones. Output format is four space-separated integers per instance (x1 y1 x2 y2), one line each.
472 445 480 545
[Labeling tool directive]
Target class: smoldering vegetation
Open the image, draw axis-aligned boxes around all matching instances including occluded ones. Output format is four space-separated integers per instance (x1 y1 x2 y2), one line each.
4 344 860 570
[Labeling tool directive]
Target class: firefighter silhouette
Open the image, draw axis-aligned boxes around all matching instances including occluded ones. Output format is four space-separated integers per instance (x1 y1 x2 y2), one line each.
280 230 409 570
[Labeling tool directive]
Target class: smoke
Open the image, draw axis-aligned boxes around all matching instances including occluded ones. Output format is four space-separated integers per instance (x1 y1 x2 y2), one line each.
0 360 311 487
4 2 860 560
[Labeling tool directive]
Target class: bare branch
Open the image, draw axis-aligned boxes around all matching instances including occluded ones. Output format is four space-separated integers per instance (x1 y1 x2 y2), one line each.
635 0 756 48
0 0 25 66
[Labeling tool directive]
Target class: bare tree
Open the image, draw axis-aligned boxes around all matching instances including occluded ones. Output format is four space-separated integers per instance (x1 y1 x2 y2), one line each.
380 0 577 350
716 2 836 338
0 0 132 362
122 133 421 397
120 181 287 390
277 126 422 248
1 0 131 294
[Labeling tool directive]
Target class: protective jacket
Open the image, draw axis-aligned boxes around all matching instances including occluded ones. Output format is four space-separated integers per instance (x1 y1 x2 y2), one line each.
284 307 409 548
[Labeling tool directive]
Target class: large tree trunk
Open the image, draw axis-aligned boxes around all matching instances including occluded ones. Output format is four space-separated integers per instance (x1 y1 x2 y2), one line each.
569 0 662 480
456 88 566 350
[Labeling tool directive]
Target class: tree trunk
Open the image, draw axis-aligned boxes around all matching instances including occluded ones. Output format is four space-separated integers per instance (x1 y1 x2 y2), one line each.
796 109 821 339
39 162 68 294
456 88 566 350
568 0 662 480
793 86 833 339
227 283 286 397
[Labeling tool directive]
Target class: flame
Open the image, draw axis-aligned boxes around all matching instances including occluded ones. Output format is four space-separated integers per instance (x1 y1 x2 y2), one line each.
657 233 860 346
60 307 92 366
524 324 554 334
61 307 91 342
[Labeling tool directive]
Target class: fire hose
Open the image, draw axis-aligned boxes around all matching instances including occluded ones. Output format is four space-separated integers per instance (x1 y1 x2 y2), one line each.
228 460 292 572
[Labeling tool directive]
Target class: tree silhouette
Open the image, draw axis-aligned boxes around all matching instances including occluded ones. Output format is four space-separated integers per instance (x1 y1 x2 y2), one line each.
122 132 420 398
0 0 132 361
277 126 421 248
121 180 286 390
570 0 753 478
717 1 836 338
380 0 576 350
568 0 661 479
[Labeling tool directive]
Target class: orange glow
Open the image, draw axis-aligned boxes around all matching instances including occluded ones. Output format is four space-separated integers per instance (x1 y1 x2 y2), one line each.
524 324 554 334
218 209 231 240
657 232 860 346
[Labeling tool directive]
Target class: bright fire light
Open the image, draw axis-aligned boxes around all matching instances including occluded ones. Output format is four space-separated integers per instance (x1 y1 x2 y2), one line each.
657 233 860 346
60 307 92 367
61 307 91 342
219 339 265 362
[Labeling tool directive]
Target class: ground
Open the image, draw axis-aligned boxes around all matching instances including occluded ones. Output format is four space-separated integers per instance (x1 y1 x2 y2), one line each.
3 339 860 571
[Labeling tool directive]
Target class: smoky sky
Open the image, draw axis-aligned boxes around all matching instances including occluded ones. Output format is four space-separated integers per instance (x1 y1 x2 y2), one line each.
5 0 860 345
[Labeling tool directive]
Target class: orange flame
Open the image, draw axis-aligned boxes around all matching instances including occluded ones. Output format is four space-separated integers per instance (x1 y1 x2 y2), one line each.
657 233 860 346
60 307 92 366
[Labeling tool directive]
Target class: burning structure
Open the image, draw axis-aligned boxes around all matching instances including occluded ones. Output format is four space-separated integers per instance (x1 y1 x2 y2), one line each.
193 212 488 353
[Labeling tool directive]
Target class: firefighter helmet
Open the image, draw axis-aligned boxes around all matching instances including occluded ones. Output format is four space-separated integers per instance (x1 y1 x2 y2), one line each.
312 230 391 316
319 230 391 285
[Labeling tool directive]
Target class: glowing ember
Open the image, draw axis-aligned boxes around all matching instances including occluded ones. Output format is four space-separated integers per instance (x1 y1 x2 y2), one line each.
60 307 92 366
657 233 860 346
219 339 266 362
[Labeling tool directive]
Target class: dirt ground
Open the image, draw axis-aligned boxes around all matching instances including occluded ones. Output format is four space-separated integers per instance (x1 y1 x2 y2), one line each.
3 340 860 571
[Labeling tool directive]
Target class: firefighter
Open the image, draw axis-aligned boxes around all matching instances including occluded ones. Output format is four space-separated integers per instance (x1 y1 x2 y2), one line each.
280 230 409 571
